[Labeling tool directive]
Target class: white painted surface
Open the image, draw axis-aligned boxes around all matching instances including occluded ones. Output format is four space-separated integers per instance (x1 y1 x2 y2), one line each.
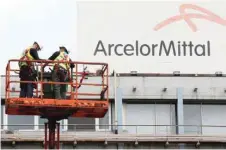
77 1 226 73
2 76 226 100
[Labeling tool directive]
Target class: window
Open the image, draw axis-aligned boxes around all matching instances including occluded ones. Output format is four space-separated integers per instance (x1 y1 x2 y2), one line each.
184 104 202 134
68 117 95 131
156 104 176 135
202 105 226 135
67 103 112 132
38 117 66 131
124 103 176 134
8 115 34 130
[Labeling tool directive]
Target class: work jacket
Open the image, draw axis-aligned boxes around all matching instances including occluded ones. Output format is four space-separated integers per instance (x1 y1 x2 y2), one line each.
18 47 35 68
53 51 70 70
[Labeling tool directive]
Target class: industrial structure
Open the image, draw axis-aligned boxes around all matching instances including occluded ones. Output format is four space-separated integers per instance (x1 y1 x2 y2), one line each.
2 1 226 149
2 59 109 149
2 63 226 149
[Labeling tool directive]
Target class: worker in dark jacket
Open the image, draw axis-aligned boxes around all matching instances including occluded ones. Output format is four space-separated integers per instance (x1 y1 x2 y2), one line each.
43 46 74 99
19 41 43 98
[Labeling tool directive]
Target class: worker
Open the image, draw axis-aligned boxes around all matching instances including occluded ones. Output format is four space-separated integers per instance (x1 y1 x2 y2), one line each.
18 41 43 98
43 46 74 99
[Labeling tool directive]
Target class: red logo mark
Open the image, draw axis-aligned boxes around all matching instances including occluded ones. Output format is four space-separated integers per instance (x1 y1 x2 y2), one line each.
154 4 226 32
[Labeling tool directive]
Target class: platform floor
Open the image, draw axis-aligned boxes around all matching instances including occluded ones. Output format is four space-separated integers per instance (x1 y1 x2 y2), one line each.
6 98 108 118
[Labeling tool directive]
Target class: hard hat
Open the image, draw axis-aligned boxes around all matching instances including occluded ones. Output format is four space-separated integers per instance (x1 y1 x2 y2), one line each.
59 46 70 54
33 41 42 50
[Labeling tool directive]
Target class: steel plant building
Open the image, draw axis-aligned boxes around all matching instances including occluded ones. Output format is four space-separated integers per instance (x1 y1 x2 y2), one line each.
1 73 226 149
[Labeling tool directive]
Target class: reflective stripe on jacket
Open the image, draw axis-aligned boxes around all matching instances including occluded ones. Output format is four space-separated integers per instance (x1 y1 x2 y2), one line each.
18 47 35 68
53 51 70 70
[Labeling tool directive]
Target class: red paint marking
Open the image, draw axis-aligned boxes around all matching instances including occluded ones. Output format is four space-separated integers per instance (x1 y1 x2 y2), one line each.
154 4 226 32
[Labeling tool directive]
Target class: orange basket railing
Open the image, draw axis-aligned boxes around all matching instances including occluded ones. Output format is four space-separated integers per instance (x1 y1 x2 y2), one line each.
5 59 109 102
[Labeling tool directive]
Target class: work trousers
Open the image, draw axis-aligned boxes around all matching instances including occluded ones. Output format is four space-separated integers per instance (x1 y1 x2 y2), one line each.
52 68 68 99
19 66 34 98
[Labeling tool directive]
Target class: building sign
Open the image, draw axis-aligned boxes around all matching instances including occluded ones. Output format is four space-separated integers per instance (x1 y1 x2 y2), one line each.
77 1 226 73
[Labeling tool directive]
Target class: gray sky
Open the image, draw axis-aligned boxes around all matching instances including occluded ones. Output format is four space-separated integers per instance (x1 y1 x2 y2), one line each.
0 0 77 75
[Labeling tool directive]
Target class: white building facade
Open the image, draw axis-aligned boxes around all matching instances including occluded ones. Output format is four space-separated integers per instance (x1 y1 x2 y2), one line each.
1 74 226 149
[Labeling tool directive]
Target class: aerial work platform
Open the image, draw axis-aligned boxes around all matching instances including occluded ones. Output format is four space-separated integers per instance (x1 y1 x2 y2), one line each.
5 59 109 149
6 98 108 118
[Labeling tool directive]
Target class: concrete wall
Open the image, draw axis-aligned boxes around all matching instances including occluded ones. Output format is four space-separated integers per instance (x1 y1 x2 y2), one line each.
117 76 226 100
2 75 226 100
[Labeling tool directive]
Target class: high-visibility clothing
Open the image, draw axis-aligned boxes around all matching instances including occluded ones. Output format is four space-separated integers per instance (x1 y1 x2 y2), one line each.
18 47 35 68
53 51 70 70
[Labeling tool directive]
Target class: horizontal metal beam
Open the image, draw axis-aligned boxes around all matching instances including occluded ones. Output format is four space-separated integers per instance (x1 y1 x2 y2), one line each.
2 134 226 143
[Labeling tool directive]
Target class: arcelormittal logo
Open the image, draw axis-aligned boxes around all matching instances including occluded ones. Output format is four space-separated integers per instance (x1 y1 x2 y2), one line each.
93 4 226 57
154 4 226 32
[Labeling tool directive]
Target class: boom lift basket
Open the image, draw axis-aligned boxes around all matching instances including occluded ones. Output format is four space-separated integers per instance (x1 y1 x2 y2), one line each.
5 59 109 120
